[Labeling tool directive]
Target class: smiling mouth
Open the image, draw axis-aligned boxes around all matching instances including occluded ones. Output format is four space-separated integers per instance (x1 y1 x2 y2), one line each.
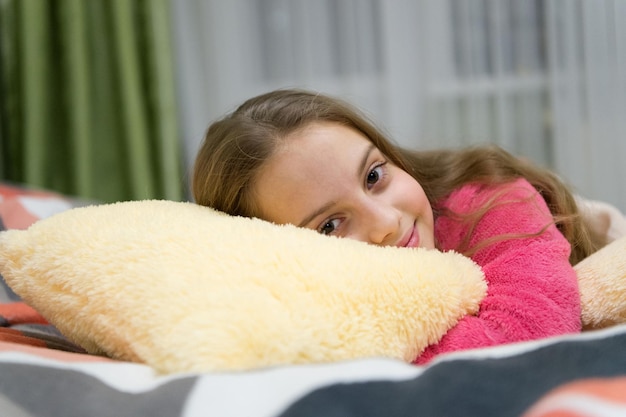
401 224 420 248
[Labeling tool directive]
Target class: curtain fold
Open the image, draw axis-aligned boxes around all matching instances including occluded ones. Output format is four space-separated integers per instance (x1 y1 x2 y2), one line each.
0 0 183 203
547 0 626 210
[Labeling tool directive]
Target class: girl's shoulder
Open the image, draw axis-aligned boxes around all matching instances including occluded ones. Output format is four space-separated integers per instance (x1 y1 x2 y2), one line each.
434 178 555 253
438 177 540 215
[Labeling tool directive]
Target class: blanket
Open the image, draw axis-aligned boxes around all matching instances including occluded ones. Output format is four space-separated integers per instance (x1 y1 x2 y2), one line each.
1 324 626 417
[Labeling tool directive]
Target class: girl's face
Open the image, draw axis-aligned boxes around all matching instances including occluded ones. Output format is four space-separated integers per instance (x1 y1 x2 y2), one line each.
253 122 435 249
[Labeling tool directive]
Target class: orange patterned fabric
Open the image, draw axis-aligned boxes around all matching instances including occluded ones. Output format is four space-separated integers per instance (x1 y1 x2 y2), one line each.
0 300 85 353
0 302 49 325
523 377 626 417
0 182 73 230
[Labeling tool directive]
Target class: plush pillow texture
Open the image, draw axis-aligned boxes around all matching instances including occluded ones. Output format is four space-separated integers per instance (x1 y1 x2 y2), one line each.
0 200 486 374
576 235 626 330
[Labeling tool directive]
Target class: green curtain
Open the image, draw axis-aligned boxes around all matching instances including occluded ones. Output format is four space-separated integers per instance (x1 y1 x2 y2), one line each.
0 0 183 202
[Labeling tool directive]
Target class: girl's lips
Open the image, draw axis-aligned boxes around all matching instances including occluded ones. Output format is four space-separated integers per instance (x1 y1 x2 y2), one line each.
400 224 420 248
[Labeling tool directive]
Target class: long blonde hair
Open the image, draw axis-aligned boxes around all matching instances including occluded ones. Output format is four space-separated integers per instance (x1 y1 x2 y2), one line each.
193 89 598 264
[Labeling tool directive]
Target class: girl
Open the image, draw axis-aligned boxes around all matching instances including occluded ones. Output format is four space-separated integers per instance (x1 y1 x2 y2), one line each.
192 89 600 363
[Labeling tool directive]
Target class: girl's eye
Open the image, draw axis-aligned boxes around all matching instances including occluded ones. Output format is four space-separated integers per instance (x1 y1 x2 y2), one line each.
366 163 386 188
319 218 340 235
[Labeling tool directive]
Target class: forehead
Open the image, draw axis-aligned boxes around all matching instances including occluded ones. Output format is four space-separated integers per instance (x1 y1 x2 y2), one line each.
282 122 370 157
252 123 374 224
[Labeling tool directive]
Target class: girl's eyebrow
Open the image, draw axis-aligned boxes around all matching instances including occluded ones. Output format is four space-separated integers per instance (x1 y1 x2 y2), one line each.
297 143 376 228
298 201 336 228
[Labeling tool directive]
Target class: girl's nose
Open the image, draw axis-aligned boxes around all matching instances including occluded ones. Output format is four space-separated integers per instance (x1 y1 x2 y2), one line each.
365 203 400 246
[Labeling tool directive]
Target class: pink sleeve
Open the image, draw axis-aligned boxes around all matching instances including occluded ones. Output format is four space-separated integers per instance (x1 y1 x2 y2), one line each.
415 179 581 364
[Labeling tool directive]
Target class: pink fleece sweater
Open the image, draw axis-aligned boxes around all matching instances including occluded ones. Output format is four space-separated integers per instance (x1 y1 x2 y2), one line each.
415 178 581 364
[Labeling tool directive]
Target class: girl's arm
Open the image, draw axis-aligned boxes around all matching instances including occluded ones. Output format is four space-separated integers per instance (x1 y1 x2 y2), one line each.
415 178 581 364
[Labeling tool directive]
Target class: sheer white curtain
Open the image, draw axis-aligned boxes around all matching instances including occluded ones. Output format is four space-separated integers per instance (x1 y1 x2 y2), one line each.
546 0 626 210
172 0 626 210
171 0 423 165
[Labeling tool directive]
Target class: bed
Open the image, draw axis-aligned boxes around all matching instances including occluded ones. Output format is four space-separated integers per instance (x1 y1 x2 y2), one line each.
1 181 626 417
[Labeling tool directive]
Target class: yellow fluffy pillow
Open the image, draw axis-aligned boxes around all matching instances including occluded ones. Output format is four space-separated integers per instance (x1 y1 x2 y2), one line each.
576 235 626 330
0 200 486 374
